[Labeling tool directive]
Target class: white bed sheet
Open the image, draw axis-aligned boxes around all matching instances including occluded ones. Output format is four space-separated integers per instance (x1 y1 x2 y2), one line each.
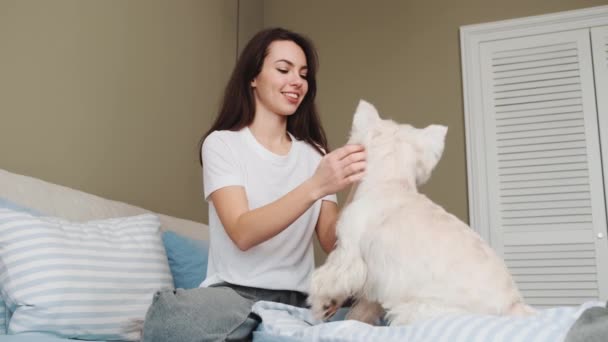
252 300 606 342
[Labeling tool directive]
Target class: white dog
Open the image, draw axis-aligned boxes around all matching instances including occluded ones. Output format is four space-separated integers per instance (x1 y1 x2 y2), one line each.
308 100 534 326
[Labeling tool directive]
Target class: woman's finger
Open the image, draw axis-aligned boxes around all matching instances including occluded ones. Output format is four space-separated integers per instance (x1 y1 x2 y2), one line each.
344 161 366 178
332 144 365 161
340 151 366 167
346 170 366 184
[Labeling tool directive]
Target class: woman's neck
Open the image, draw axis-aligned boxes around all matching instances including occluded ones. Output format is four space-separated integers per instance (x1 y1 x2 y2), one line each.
249 110 291 155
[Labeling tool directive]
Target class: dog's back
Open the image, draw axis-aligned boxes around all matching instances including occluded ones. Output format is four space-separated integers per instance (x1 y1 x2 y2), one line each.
352 189 528 321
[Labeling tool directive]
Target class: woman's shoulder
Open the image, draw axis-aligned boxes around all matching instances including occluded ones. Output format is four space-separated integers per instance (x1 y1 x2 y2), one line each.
206 128 244 140
203 129 245 147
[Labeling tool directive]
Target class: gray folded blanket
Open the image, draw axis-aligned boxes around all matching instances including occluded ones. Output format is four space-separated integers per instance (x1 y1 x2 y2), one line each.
565 302 608 342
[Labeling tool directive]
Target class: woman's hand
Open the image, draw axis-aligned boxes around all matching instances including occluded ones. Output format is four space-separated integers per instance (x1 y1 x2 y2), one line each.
311 144 366 198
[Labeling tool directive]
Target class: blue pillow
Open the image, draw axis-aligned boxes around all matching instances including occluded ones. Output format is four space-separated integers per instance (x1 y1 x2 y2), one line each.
162 231 209 289
0 198 42 335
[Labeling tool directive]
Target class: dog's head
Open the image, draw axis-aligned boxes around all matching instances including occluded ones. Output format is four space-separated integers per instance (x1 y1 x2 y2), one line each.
347 100 447 187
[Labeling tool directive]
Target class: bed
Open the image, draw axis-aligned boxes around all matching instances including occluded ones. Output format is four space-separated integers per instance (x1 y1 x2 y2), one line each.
0 167 604 342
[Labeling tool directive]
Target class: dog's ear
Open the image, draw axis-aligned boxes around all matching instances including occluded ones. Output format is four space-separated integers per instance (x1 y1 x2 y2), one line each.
348 100 380 144
416 125 448 186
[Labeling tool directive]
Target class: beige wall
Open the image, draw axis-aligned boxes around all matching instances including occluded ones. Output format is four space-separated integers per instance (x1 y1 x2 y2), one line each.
0 0 236 223
262 0 608 262
237 0 264 57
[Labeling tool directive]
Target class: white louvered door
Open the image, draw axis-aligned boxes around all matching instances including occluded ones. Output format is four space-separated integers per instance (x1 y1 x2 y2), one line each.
478 29 608 308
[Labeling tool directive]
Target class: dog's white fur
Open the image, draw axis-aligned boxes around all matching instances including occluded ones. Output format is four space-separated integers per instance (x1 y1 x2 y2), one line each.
308 100 534 325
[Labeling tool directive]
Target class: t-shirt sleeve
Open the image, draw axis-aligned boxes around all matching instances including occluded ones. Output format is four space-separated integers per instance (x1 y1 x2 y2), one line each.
201 133 244 201
322 193 338 203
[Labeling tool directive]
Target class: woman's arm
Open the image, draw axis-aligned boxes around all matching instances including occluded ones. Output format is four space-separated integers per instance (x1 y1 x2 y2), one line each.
315 200 338 253
210 144 366 251
211 179 318 251
315 182 359 253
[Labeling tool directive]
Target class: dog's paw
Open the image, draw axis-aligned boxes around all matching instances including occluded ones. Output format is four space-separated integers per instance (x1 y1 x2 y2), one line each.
309 296 343 321
346 299 385 325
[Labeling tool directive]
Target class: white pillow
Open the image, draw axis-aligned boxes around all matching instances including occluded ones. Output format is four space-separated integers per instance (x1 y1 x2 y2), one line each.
0 209 173 341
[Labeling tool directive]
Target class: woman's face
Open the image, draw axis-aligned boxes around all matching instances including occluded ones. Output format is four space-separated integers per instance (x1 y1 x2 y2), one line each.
251 40 309 117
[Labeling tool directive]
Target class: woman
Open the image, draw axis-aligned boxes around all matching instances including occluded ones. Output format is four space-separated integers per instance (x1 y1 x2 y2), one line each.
143 27 365 342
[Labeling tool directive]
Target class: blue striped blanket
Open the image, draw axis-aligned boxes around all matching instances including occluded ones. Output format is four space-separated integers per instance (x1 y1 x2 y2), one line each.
252 301 606 342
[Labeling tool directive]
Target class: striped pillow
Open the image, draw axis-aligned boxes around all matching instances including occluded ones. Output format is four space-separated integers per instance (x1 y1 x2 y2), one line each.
0 209 173 341
0 197 43 335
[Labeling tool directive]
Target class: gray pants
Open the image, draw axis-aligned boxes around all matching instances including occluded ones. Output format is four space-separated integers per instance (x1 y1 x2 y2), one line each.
142 283 307 342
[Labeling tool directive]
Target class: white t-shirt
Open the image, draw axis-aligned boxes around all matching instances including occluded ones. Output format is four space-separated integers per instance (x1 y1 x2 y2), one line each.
200 127 337 293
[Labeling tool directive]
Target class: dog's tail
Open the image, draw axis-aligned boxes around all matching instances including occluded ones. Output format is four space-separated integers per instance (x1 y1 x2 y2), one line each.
507 301 537 316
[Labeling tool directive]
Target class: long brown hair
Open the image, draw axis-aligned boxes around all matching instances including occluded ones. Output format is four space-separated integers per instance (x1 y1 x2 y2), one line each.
198 27 329 165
